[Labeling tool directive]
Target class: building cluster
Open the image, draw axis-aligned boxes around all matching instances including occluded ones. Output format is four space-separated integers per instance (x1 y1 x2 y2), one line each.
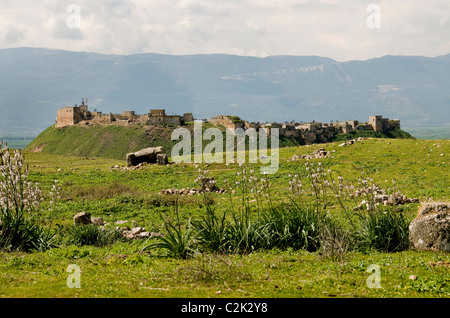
55 99 194 128
55 99 400 145
207 114 400 144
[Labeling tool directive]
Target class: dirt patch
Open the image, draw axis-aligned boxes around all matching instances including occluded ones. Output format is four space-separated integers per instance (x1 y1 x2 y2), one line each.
32 143 47 152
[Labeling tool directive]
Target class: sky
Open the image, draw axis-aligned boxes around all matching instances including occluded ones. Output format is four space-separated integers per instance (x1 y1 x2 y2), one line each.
0 0 449 61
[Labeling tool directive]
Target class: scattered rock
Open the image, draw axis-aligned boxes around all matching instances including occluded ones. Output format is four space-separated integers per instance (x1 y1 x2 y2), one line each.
408 275 418 281
353 192 419 210
288 148 330 161
118 226 163 240
409 202 450 252
131 227 145 235
73 212 91 226
91 217 104 226
160 177 226 196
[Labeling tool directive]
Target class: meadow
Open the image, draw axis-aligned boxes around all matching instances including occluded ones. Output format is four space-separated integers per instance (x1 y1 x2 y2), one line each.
0 137 449 298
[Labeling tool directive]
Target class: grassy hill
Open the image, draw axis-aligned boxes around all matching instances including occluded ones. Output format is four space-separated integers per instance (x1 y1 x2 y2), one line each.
25 123 414 161
25 124 184 160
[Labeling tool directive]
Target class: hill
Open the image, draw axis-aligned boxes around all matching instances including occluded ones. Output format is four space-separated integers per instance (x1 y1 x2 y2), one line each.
25 122 413 160
1 48 450 137
25 124 181 160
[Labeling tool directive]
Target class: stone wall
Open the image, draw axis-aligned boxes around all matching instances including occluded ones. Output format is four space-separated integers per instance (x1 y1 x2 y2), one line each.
56 105 184 127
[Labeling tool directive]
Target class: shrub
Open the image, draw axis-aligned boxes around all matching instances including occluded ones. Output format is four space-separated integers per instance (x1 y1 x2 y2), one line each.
318 220 350 261
192 210 229 253
142 199 196 259
354 207 410 252
65 224 124 247
261 202 328 251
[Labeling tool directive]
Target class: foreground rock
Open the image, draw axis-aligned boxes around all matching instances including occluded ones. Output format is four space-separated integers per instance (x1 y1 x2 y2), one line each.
117 226 163 240
73 212 91 226
126 146 166 167
288 148 331 161
409 202 450 252
72 214 160 240
159 177 226 195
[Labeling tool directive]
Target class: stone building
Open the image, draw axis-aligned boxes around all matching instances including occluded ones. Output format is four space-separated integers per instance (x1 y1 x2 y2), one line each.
369 115 400 133
146 109 181 125
55 100 191 128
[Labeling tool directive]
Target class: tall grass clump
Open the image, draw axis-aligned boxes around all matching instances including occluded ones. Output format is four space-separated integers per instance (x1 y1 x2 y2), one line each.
64 224 124 247
303 163 411 253
0 150 56 252
142 196 196 259
145 161 412 258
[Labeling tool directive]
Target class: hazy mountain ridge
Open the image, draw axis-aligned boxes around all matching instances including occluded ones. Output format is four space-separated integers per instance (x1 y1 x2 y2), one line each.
0 47 449 136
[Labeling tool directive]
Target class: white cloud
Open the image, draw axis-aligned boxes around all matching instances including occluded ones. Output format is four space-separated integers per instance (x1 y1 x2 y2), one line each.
0 0 449 60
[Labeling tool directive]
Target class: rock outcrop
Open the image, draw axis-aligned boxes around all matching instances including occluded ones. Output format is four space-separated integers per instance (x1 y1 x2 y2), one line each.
409 202 450 252
126 146 166 167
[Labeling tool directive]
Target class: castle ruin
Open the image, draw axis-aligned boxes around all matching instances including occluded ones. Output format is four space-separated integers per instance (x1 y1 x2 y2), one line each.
208 114 400 145
55 99 400 146
55 99 194 128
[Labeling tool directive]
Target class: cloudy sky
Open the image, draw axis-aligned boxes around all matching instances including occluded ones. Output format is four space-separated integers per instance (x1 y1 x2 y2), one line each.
0 0 449 61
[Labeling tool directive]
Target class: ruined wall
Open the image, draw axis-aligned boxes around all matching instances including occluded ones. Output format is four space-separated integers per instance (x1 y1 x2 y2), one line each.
182 113 194 123
209 115 246 131
56 107 82 128
369 116 400 133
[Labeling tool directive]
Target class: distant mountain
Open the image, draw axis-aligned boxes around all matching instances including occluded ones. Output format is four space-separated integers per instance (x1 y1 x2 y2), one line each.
1 47 449 136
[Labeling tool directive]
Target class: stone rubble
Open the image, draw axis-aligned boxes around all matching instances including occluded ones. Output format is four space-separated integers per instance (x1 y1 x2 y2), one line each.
353 192 420 210
160 177 227 195
73 213 162 240
288 148 330 161
338 137 367 147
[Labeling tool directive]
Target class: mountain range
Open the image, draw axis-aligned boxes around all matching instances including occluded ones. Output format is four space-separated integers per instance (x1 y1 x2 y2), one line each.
0 47 449 137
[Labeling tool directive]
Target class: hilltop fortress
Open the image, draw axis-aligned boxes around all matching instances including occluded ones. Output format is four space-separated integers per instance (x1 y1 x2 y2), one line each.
56 99 194 128
55 99 400 145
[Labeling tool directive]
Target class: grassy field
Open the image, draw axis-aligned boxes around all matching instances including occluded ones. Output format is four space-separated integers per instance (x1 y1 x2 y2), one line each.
0 137 449 298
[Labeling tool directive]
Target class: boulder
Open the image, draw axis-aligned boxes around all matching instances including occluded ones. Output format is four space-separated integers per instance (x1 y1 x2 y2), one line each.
156 153 169 165
126 146 165 167
73 212 91 226
409 202 450 252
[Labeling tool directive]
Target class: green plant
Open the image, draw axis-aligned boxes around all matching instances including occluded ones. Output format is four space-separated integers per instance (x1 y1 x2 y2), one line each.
142 198 197 259
354 207 410 252
261 202 326 251
192 210 229 253
65 224 124 247
317 220 350 261
0 150 55 252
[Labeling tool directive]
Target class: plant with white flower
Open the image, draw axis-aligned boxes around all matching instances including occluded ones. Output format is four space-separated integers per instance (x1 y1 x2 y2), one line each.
0 150 59 251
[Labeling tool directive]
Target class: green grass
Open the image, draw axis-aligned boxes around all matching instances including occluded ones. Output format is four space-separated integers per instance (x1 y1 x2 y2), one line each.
1 137 449 297
0 246 448 297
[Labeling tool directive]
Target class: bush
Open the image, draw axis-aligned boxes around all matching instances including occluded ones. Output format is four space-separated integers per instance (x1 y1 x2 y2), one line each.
354 207 410 252
261 202 328 252
142 200 196 259
65 224 124 247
